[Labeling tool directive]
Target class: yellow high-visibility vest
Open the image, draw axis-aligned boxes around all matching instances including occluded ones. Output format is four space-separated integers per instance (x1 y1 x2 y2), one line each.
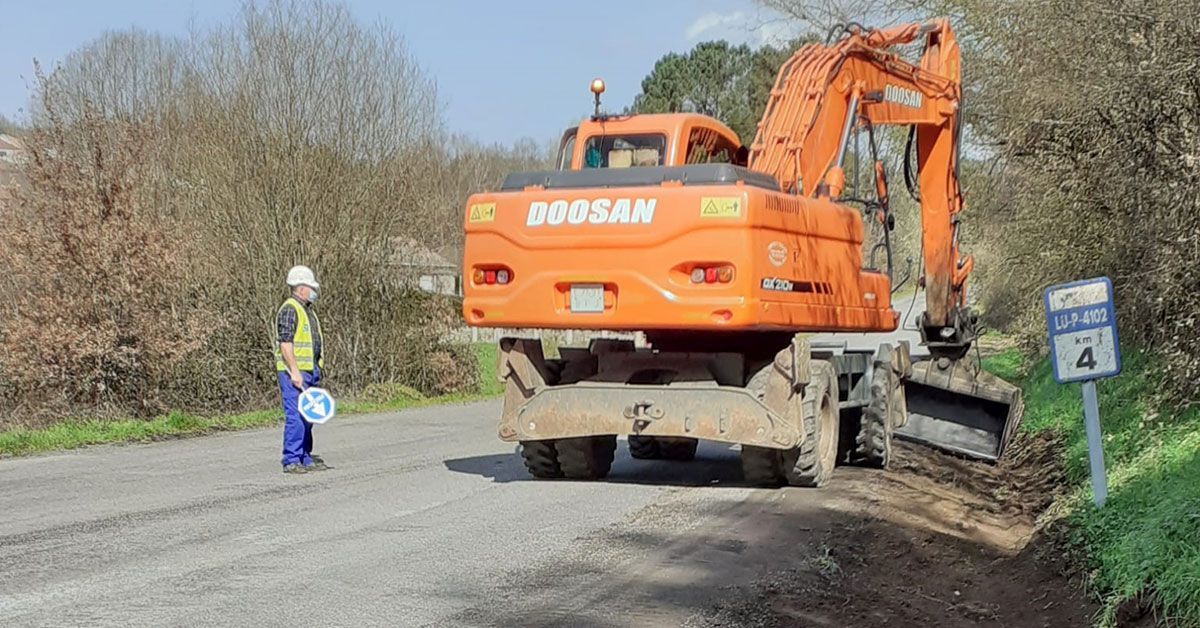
275 297 323 372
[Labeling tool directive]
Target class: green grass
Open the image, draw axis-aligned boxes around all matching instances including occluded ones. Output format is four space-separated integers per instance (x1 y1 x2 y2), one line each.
981 346 1024 382
0 344 503 458
472 342 504 397
986 348 1200 626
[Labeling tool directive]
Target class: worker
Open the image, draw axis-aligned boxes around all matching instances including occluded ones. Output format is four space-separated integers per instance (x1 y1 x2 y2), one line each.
275 265 327 474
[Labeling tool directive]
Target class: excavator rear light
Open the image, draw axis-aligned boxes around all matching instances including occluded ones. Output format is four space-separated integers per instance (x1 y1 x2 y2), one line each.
688 264 736 285
472 265 514 286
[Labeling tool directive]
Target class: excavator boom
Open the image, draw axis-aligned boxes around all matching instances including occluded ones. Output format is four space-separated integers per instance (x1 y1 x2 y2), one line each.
747 19 1020 460
750 20 970 350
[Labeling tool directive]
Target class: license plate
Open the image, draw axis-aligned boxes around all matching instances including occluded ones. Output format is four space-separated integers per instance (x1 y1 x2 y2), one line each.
569 284 605 313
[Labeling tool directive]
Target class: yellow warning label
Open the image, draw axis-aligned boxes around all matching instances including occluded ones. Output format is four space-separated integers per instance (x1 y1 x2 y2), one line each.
469 203 497 223
700 196 741 218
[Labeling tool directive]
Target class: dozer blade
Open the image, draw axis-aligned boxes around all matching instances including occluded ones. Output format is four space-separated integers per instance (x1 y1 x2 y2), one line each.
899 358 1024 462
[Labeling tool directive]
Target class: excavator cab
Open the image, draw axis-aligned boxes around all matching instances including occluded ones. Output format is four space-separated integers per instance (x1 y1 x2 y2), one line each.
558 81 743 171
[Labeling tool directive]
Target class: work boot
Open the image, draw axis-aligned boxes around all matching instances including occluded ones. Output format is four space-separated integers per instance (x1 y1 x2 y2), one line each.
282 463 309 474
309 454 329 471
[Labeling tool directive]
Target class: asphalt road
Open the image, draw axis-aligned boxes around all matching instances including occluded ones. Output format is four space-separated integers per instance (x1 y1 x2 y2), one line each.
1 296 933 628
0 400 858 628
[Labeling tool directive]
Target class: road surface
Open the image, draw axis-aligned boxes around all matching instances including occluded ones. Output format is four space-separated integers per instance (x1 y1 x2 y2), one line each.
1 400 860 627
1 296 1092 627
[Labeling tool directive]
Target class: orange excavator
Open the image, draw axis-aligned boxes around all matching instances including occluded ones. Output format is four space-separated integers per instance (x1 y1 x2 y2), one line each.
461 19 1022 485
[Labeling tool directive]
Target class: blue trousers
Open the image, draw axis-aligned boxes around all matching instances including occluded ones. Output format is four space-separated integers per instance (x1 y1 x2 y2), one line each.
279 367 320 467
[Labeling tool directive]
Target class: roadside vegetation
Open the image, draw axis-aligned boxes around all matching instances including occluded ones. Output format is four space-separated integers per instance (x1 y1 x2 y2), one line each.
1029 354 1200 626
984 349 1200 625
0 0 547 431
0 344 501 458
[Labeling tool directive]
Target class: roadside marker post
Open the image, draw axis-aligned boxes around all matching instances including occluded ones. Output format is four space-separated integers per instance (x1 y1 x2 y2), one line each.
1044 277 1121 507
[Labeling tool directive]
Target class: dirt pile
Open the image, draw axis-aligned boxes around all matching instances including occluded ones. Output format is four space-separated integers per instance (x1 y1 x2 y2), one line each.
689 439 1097 627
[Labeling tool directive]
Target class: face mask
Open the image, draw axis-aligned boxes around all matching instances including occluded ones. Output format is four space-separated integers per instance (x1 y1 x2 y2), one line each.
307 289 318 303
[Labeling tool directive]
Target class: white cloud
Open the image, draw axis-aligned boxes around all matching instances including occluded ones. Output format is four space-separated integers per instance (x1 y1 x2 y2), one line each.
685 11 746 40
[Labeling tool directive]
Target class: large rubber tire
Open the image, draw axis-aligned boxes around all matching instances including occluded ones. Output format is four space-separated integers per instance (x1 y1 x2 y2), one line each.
556 435 617 479
741 363 786 485
657 437 699 461
848 362 896 468
741 445 786 486
520 440 563 479
629 436 698 461
782 361 840 488
628 435 661 459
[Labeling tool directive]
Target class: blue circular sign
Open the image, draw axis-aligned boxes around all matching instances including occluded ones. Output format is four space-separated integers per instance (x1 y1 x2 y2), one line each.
298 387 336 424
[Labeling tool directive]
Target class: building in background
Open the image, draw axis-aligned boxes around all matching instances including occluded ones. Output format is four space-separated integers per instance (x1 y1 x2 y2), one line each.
391 238 461 296
0 135 24 163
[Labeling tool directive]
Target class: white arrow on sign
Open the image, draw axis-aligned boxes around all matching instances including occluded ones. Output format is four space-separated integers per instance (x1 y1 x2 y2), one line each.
298 387 337 424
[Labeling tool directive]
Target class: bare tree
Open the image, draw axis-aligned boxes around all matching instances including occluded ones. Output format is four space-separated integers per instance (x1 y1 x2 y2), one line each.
2 0 486 422
0 113 22 135
757 0 912 35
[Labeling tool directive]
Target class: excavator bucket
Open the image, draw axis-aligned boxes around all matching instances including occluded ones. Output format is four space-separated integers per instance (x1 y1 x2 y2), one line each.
899 358 1024 462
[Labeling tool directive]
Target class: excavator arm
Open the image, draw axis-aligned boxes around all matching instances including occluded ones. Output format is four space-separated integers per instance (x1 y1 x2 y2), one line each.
749 19 975 358
748 20 1022 461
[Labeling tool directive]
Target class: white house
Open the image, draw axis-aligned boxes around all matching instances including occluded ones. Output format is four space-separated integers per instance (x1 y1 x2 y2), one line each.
0 135 24 164
391 238 461 296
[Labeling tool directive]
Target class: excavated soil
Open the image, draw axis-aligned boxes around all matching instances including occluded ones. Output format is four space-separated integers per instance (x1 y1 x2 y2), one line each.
687 435 1099 627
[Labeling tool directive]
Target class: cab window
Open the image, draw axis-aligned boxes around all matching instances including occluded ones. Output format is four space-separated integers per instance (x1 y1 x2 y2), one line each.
685 127 739 164
582 134 667 168
556 127 577 170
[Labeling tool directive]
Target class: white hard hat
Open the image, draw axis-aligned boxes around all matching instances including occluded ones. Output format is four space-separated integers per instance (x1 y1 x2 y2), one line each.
286 265 319 289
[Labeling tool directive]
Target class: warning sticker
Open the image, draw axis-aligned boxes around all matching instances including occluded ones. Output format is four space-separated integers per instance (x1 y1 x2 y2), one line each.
469 203 497 223
700 197 741 218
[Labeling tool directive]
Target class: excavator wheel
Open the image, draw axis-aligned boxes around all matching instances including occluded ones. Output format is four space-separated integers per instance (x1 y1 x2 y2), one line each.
556 435 617 479
741 361 788 485
741 445 786 486
782 361 840 487
657 437 699 461
519 440 563 479
848 360 898 468
628 435 661 459
629 436 698 461
741 358 839 487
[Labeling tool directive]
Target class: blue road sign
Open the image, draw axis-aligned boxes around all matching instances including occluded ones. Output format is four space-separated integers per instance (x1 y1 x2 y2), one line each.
298 387 336 424
1044 277 1121 384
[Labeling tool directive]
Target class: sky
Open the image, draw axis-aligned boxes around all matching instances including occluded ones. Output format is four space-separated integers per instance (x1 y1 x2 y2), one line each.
0 0 796 145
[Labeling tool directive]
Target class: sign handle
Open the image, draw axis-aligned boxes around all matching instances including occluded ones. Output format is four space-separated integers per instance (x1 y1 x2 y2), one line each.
1081 380 1109 507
